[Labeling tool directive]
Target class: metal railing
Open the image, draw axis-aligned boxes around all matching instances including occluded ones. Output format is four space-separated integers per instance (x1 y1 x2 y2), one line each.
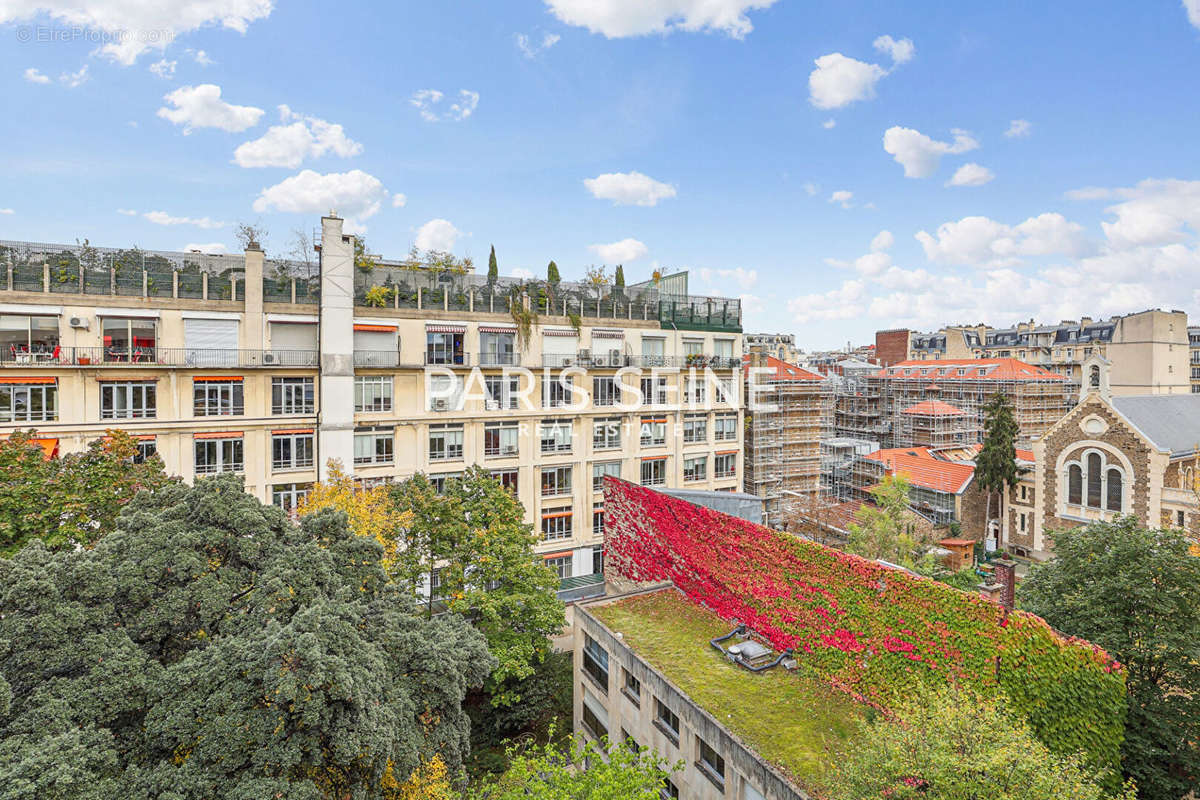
424 352 471 366
354 350 400 367
0 347 318 368
478 352 521 366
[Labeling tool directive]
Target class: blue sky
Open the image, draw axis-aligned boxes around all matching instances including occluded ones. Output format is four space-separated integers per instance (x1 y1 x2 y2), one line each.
3 1 1200 349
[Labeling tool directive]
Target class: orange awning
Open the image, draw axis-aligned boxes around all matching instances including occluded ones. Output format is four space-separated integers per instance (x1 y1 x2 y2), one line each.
0 377 56 385
34 438 58 458
194 431 243 440
193 376 243 382
541 510 573 519
272 428 314 435
641 417 667 424
541 550 573 560
716 449 739 455
354 324 397 332
642 455 668 462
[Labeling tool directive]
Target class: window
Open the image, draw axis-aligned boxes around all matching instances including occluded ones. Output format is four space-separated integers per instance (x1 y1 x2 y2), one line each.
1177 510 1186 528
715 453 736 479
592 544 603 574
194 437 243 474
0 314 59 359
479 331 516 365
101 381 156 419
683 414 707 443
581 697 608 742
593 417 622 449
490 468 519 493
429 424 464 461
623 669 640 705
273 482 312 513
582 632 609 690
0 381 57 422
354 375 393 412
485 375 520 410
640 376 668 405
484 422 520 457
686 375 707 404
697 736 726 788
429 472 462 494
545 555 572 579
542 510 572 541
429 374 464 411
1106 468 1123 512
1020 513 1027 532
541 466 572 497
543 375 574 408
640 417 666 446
135 438 157 463
593 376 618 407
593 461 621 492
714 339 733 359
426 331 465 365
1090 365 1101 389
593 508 605 537
540 419 573 453
1019 484 1028 501
683 338 704 358
101 317 156 362
641 336 666 366
684 455 707 482
1068 464 1083 505
654 698 679 743
272 377 314 415
621 728 640 754
661 779 680 799
193 379 243 416
1086 453 1102 507
641 458 667 486
272 431 314 471
354 427 394 465
714 413 738 441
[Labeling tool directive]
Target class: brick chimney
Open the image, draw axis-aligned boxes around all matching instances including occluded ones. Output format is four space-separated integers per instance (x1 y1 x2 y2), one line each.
993 559 1016 609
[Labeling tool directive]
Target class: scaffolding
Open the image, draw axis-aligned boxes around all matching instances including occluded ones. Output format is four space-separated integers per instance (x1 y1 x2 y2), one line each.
745 377 833 522
820 437 880 503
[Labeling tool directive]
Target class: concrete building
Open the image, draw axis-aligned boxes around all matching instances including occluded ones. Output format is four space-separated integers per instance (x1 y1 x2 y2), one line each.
901 309 1190 396
0 216 744 583
744 332 802 366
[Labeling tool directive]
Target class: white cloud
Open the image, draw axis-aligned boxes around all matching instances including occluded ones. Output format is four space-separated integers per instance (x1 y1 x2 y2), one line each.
410 89 479 122
233 105 362 168
697 267 758 290
946 162 995 187
0 208 13 215
583 171 677 206
1004 118 1032 138
59 65 88 88
739 293 765 314
787 279 867 324
391 193 407 208
588 238 648 263
149 59 176 79
516 31 561 57
143 210 224 229
188 49 215 66
253 169 390 225
23 67 51 84
544 0 778 39
808 53 887 110
870 230 894 251
1185 0 1200 30
872 34 914 64
157 84 264 133
116 208 138 216
882 126 979 178
182 242 228 254
915 212 1090 267
1095 178 1200 249
0 1 273 64
510 267 534 280
822 118 836 129
414 219 463 251
829 190 854 209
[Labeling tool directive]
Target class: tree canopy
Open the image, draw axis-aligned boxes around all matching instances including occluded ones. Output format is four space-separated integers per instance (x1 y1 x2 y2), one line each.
546 260 561 285
0 429 175 555
487 246 498 283
976 392 1020 541
1020 517 1200 800
846 474 931 567
827 686 1134 800
0 474 494 799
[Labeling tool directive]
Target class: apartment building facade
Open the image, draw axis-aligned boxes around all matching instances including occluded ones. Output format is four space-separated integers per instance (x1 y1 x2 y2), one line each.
900 309 1190 395
744 332 802 367
0 215 744 581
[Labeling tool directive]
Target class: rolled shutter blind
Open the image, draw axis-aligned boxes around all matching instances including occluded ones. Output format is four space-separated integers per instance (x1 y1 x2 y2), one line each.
353 330 398 366
184 319 239 367
271 322 317 351
541 335 578 356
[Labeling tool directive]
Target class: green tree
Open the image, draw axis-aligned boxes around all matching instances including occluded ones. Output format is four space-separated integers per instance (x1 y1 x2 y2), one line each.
546 260 561 286
828 686 1133 800
487 245 498 284
0 429 175 555
977 392 1020 545
0 475 494 799
468 731 678 800
846 474 929 567
614 264 625 290
387 468 566 704
1020 517 1200 800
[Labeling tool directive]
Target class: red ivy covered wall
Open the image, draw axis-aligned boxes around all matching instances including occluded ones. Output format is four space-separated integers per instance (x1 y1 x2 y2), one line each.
602 478 1127 780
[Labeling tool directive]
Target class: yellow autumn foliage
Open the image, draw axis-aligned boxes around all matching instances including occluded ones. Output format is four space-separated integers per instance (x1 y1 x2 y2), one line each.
383 756 453 800
296 459 411 568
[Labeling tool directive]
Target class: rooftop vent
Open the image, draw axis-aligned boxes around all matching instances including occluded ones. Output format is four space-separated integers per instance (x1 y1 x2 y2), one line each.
709 625 795 673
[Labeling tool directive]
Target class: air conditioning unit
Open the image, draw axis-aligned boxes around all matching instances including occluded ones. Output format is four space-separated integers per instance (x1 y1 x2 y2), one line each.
432 399 449 412
68 316 89 329
485 400 499 411
608 349 621 366
502 445 518 455
262 352 278 365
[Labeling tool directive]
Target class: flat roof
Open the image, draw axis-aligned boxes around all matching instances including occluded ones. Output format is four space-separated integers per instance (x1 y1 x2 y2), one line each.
586 587 865 793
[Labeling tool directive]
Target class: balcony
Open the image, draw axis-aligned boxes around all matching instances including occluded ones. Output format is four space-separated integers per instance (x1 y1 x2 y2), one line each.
424 352 471 367
0 346 318 368
354 350 401 367
479 352 521 366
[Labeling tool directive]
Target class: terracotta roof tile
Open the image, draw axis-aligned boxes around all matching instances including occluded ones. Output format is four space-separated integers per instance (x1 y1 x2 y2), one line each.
865 447 975 494
900 399 966 416
873 358 1067 381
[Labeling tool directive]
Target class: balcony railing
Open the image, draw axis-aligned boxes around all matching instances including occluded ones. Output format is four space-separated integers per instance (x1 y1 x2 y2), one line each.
479 352 521 366
425 352 471 366
354 350 400 367
0 347 318 368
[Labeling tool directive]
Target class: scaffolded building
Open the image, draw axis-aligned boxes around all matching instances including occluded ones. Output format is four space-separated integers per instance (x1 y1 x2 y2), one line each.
833 358 1072 449
744 356 832 524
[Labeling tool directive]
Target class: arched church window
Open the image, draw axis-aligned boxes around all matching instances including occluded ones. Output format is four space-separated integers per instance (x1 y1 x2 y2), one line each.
1106 468 1123 512
1068 464 1082 505
1086 453 1102 507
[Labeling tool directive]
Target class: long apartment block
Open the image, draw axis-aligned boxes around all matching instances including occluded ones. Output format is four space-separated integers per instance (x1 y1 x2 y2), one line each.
0 215 745 583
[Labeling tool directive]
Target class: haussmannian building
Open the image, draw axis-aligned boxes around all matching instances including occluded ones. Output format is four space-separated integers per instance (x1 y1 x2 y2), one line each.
0 215 745 590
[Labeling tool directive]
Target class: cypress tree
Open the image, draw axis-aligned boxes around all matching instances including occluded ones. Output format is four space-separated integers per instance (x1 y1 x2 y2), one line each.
976 393 1020 548
487 245 498 284
614 264 625 289
546 260 560 285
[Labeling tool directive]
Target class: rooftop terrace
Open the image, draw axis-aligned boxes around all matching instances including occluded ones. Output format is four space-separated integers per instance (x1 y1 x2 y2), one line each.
588 587 864 794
